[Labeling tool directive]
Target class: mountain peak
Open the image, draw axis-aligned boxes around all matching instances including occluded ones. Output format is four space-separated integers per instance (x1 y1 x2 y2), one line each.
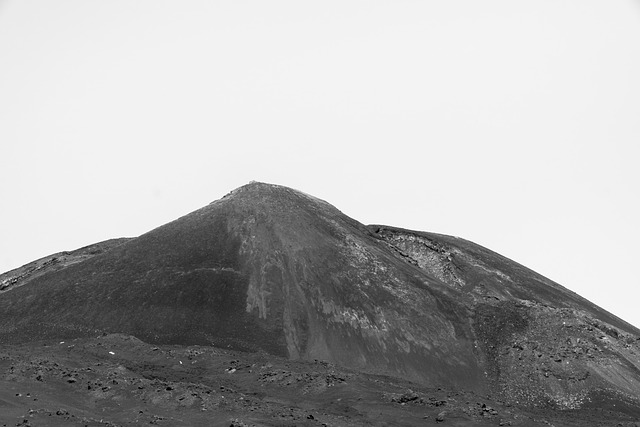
218 181 334 210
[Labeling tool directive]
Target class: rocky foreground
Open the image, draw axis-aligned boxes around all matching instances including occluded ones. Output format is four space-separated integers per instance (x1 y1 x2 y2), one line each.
3 334 638 427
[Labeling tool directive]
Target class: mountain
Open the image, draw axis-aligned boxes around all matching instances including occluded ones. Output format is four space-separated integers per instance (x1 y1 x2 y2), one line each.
1 182 639 420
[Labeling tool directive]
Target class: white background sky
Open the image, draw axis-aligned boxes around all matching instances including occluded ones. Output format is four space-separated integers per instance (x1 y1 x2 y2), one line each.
1 1 639 328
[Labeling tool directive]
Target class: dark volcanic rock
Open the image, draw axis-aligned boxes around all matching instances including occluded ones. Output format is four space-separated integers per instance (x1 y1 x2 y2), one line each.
1 181 640 419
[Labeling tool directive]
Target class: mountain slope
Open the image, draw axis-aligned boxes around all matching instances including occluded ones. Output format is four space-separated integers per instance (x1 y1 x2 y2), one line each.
371 225 636 333
0 183 483 391
1 182 639 413
0 238 130 294
370 226 640 410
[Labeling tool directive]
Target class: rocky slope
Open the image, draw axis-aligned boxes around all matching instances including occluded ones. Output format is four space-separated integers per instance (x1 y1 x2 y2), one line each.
5 333 638 427
370 226 640 411
1 182 639 423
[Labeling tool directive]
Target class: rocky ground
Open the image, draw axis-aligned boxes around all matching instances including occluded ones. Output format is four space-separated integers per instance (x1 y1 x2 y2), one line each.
1 334 638 427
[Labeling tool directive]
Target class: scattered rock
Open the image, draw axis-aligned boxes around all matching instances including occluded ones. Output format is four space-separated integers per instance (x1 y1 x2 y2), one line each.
392 390 419 404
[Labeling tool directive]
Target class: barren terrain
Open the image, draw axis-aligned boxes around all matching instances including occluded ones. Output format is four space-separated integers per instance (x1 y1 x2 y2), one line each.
1 182 639 426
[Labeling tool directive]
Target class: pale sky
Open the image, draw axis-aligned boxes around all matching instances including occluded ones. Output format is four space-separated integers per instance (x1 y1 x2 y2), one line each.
1 1 639 328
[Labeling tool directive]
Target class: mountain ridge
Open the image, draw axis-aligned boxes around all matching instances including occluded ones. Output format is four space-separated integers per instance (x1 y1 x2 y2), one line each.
369 224 639 335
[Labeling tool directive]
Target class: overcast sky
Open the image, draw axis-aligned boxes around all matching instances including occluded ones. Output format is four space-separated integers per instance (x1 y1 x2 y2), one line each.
1 1 639 328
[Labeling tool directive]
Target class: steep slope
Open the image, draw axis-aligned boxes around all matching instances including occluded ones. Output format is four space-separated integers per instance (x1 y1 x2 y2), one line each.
371 226 640 411
369 226 637 332
1 182 639 415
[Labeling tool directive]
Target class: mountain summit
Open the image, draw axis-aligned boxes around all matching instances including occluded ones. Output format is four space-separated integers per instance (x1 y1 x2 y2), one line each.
2 182 639 413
